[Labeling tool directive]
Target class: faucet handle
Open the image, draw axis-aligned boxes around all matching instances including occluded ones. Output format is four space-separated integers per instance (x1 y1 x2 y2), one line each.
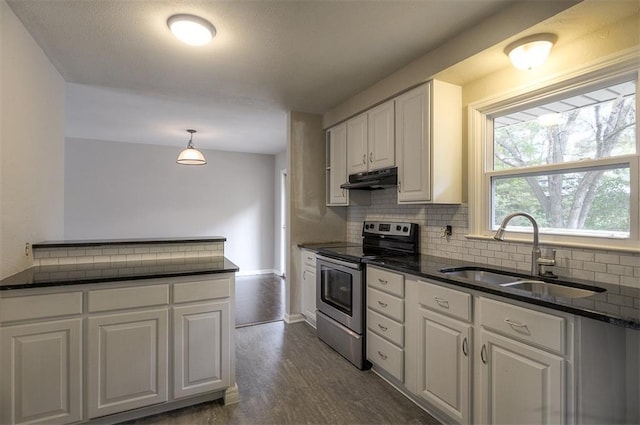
537 248 556 266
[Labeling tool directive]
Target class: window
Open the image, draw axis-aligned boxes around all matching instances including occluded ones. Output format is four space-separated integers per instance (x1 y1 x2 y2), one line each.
469 63 639 251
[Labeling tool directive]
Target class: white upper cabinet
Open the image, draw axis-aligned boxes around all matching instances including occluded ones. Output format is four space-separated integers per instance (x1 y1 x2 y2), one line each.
367 101 395 170
326 123 349 206
395 80 461 204
346 113 369 174
346 99 395 175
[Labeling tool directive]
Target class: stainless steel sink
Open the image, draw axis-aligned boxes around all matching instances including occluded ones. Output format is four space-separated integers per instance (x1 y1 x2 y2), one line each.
440 266 605 299
500 280 601 298
440 267 526 285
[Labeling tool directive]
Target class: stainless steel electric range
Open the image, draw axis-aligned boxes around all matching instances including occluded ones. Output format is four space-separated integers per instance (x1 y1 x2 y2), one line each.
315 221 419 369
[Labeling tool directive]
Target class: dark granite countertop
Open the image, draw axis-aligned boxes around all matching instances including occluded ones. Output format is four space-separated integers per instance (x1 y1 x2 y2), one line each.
33 236 227 249
298 241 360 252
0 256 239 291
365 255 640 330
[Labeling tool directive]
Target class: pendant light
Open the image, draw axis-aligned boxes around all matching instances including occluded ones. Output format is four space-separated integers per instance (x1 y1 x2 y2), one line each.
176 129 207 165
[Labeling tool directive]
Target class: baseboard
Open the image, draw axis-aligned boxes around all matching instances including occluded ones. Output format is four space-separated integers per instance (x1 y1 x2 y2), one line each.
284 313 305 324
235 269 278 277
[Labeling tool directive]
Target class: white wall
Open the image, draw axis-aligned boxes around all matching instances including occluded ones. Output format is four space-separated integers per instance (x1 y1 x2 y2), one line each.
64 138 275 274
0 0 65 279
273 150 287 276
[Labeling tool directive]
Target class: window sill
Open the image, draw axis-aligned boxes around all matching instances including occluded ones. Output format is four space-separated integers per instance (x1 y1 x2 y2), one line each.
465 233 640 254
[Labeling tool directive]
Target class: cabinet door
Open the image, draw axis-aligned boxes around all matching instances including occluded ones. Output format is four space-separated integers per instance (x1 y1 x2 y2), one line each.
346 113 368 174
302 265 317 325
368 101 395 170
173 301 230 399
327 124 348 205
479 330 564 425
395 83 431 203
0 319 82 425
87 309 168 418
417 308 471 425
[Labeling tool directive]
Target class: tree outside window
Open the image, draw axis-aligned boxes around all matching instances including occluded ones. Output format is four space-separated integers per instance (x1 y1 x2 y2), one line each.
490 79 637 238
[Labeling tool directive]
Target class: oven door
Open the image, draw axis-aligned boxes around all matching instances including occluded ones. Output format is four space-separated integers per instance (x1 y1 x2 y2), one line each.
316 255 363 334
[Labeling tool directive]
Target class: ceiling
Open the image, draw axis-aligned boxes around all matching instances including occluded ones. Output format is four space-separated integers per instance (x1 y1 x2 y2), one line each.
7 0 518 154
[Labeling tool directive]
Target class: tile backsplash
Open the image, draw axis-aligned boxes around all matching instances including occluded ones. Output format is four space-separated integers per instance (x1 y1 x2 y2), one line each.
347 189 640 290
33 242 224 266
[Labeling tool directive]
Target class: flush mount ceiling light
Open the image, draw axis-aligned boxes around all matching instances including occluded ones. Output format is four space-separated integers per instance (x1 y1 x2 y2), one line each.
177 129 207 165
167 14 216 46
504 33 557 71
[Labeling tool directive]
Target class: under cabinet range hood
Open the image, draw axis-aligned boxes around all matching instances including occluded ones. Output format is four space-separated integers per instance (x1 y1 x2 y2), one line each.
340 167 397 190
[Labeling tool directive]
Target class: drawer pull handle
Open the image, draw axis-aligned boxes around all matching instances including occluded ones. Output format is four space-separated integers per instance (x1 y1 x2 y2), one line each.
369 152 373 163
377 323 388 332
306 256 313 261
303 271 307 279
434 297 450 308
481 344 487 364
504 319 529 335
362 154 367 165
377 351 388 360
462 337 468 357
378 278 388 285
377 301 388 308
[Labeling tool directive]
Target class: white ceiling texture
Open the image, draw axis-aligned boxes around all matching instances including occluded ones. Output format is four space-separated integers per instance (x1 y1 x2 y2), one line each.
8 0 518 154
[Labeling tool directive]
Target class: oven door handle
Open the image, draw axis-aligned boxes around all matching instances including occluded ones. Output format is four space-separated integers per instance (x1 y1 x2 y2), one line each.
316 255 362 270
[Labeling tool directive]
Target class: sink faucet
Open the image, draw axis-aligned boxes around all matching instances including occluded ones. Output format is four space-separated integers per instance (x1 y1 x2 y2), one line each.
493 212 555 276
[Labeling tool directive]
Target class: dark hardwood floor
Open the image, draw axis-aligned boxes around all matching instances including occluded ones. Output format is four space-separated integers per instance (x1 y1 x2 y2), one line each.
235 274 285 327
125 321 440 425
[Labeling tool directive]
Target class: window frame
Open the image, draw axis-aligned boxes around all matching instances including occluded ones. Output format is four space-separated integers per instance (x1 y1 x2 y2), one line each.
467 52 640 253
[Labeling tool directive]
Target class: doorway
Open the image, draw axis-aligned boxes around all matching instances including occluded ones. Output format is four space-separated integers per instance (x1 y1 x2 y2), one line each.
280 168 287 278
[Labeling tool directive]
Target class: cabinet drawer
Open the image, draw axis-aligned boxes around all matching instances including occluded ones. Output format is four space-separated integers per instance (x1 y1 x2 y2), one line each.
367 331 403 382
302 250 316 267
479 297 566 354
174 277 230 304
88 284 169 312
367 309 403 347
0 292 83 322
367 288 403 322
418 280 472 322
368 267 404 297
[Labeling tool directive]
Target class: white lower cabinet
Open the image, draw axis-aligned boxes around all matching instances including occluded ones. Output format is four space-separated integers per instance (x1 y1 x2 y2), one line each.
366 266 405 382
0 318 83 425
0 273 236 424
414 279 472 424
87 309 169 418
173 301 230 398
301 249 317 326
478 329 564 425
417 308 471 424
477 296 566 425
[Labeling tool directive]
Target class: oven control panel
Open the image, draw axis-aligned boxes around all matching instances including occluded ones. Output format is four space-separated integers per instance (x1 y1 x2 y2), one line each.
363 221 416 237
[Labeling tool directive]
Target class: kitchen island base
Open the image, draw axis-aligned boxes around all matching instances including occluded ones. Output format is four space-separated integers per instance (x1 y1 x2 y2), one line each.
1 236 239 425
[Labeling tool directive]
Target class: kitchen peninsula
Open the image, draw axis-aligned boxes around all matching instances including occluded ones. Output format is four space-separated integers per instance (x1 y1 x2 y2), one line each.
0 237 239 425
